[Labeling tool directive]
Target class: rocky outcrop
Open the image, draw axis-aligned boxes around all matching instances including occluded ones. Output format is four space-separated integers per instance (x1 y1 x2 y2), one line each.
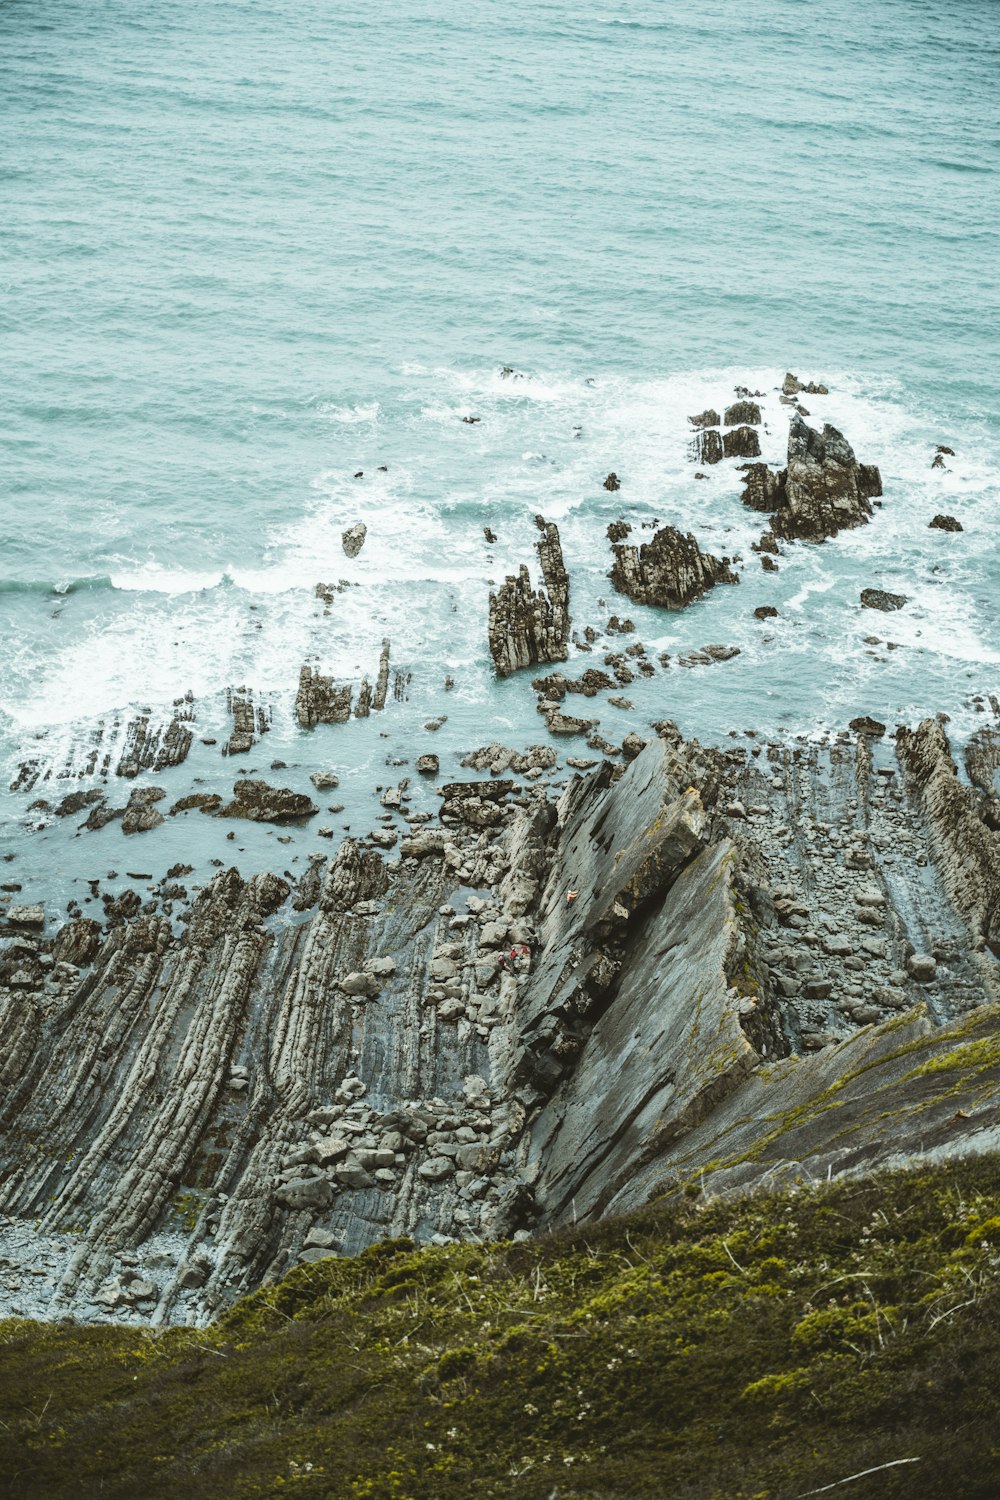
342 523 367 558
226 688 270 756
738 416 882 543
217 780 319 823
861 588 907 611
609 525 738 609
723 400 761 426
488 518 570 677
3 712 999 1329
930 514 963 532
296 666 353 727
782 371 829 396
722 425 760 459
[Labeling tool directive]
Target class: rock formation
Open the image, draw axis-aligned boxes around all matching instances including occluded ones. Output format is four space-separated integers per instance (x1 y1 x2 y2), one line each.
217 779 319 823
296 666 353 727
487 518 570 677
860 588 907 611
930 514 963 531
609 525 738 609
3 713 1000 1328
738 415 882 543
342 522 367 558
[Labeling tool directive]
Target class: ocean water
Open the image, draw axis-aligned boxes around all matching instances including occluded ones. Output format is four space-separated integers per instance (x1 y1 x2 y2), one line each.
1 0 999 908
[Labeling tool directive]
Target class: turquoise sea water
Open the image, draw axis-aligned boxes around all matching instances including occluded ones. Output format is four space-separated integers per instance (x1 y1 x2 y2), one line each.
1 0 999 903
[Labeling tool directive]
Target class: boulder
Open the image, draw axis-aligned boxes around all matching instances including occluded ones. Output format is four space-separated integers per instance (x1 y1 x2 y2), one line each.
907 953 937 983
416 754 439 775
218 780 319 824
342 522 367 558
723 400 761 426
754 606 778 621
603 472 621 491
275 1177 335 1210
310 772 340 789
860 589 907 612
6 904 44 929
722 426 761 459
687 409 720 430
850 715 887 738
609 525 738 610
929 514 963 532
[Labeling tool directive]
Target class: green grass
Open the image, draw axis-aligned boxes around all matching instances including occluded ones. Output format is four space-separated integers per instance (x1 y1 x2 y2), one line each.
2 1158 1000 1499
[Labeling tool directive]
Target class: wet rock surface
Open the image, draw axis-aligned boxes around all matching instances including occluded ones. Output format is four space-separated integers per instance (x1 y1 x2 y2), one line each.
739 415 882 543
488 517 570 677
3 711 999 1326
609 524 738 609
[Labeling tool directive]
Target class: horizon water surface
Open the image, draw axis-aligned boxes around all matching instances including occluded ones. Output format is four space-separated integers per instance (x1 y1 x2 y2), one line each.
1 0 999 907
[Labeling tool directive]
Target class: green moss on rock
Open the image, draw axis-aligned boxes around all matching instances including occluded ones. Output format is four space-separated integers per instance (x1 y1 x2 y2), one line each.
2 1161 1000 1498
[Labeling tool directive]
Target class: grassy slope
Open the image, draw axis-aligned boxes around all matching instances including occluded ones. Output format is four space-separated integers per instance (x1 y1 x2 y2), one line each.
2 1159 1000 1500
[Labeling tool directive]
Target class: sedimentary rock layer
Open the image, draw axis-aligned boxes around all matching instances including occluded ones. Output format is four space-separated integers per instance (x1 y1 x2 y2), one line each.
2 718 999 1327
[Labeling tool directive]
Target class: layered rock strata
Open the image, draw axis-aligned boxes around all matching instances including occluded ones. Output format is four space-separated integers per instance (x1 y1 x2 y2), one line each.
2 720 999 1327
488 518 570 677
609 525 738 609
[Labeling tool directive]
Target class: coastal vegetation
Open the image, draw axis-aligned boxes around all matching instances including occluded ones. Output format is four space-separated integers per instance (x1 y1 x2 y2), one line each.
2 1156 999 1499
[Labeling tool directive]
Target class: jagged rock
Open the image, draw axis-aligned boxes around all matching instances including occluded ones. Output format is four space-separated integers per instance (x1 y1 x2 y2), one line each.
860 589 907 612
342 523 367 558
609 525 738 610
546 712 597 737
739 463 785 513
929 514 963 532
850 716 887 738
416 754 439 775
296 666 352 727
695 429 723 465
488 519 570 677
607 520 631 543
52 919 102 968
226 688 269 756
723 400 761 426
170 793 222 816
218 780 318 823
687 409 720 429
620 733 648 762
773 416 882 543
121 787 166 835
603 472 621 491
754 606 778 621
55 789 104 818
723 426 761 459
782 372 828 396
